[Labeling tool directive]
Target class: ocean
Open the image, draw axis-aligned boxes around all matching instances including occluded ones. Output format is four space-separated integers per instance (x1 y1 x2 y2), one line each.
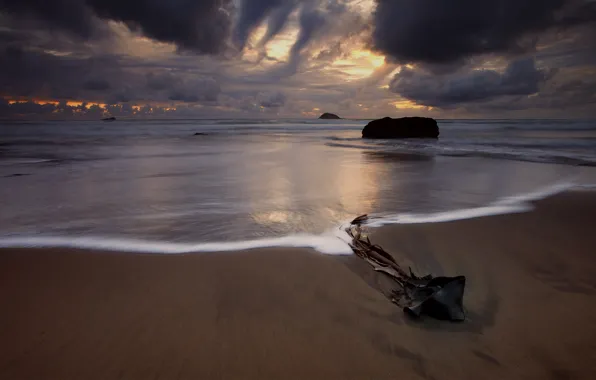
1 118 595 254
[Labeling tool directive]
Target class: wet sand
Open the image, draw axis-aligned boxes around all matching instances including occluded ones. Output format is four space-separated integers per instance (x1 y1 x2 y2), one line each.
1 192 596 379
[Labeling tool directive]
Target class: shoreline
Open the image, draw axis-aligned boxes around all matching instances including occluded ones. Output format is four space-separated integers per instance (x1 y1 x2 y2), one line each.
2 191 596 379
0 186 594 255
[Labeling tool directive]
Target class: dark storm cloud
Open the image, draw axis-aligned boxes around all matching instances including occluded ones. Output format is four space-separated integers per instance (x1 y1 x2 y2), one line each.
234 0 288 50
0 0 224 112
536 24 596 68
167 77 221 103
291 2 325 57
0 0 233 53
83 79 111 91
146 72 175 91
0 46 221 105
475 66 596 113
257 0 297 47
258 91 286 107
294 0 353 54
281 0 353 73
234 0 352 55
216 89 288 113
145 72 221 103
389 58 551 107
0 0 101 39
0 46 125 100
105 86 136 104
373 0 596 64
539 78 596 109
86 0 233 53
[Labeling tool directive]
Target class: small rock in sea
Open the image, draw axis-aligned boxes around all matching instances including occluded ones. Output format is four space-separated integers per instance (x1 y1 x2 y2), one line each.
4 173 30 178
193 132 208 136
362 116 439 139
319 113 341 119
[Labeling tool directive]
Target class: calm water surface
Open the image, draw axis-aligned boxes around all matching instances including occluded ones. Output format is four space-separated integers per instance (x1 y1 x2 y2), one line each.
1 119 595 244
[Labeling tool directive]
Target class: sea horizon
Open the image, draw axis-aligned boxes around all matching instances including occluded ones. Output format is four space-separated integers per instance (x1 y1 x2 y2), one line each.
2 116 596 122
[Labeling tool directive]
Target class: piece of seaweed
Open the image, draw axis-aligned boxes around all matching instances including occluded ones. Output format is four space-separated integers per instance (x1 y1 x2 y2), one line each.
346 215 466 322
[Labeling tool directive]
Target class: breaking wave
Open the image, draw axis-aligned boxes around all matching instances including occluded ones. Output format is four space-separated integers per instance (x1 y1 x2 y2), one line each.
0 182 591 255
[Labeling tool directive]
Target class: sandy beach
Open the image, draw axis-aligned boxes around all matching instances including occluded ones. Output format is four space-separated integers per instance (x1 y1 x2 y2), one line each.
2 191 596 379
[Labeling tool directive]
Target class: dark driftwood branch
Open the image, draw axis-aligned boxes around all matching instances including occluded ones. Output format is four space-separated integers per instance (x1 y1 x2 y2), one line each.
347 215 408 280
345 215 467 321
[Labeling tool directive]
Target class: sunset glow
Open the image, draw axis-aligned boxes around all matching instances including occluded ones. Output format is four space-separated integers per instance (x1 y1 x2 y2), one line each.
390 100 428 110
1 0 594 119
327 49 387 80
6 99 106 108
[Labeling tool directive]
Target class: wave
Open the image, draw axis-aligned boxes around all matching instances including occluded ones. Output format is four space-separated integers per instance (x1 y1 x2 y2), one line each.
0 229 354 256
500 124 596 132
0 182 591 256
365 181 578 226
0 158 58 166
325 136 362 142
438 119 596 129
325 140 596 167
439 150 596 167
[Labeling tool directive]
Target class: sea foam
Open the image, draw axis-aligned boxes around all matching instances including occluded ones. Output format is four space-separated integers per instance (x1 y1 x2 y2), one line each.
0 181 589 255
0 229 355 256
366 181 577 227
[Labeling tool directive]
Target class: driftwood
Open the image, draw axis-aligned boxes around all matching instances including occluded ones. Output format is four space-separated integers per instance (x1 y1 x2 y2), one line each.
346 215 466 322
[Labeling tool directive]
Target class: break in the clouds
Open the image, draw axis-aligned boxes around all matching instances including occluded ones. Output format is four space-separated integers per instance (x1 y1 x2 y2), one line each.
0 0 595 118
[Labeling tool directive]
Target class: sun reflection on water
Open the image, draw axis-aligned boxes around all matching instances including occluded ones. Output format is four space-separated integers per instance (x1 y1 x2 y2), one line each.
246 139 387 232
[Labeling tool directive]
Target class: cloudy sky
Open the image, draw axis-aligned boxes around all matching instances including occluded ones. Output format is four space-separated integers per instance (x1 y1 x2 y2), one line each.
0 0 595 119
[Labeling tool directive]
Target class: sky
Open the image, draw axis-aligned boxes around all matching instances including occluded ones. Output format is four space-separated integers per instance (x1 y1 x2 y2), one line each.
0 0 595 119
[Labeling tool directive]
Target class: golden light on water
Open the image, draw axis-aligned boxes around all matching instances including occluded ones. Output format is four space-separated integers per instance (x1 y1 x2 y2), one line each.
334 150 384 215
252 210 291 224
247 138 386 230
